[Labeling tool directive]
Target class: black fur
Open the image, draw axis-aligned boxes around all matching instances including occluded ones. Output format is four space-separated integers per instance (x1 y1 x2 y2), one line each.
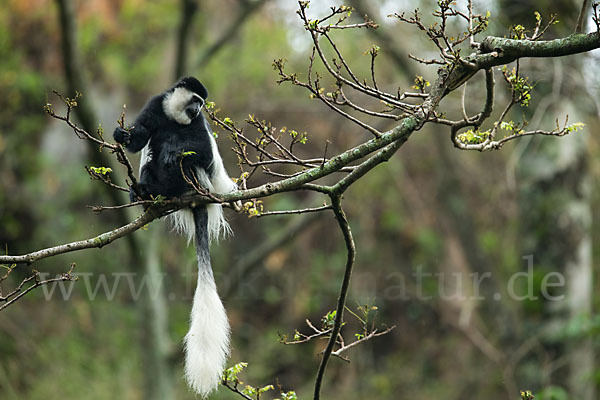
176 76 209 99
113 77 213 200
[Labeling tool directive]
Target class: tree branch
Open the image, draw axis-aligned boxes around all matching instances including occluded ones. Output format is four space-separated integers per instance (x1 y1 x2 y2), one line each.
0 264 76 311
0 209 161 264
313 195 355 400
477 32 600 68
257 205 332 218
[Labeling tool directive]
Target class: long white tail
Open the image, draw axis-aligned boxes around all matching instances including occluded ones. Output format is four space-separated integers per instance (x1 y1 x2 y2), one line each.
183 207 230 397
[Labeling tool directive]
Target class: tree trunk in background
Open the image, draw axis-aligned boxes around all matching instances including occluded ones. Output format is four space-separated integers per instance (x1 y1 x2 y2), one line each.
565 197 594 400
54 1 174 397
140 224 174 400
499 1 594 398
518 116 594 400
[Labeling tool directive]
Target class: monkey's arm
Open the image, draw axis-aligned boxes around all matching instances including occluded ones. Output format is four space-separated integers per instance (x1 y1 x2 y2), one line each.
113 96 163 152
113 124 152 152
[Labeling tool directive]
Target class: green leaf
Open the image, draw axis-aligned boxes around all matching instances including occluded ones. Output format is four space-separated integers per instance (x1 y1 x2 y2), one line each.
322 310 337 329
259 385 275 394
519 389 536 400
242 385 257 396
222 361 248 383
565 122 585 133
412 75 430 91
277 391 298 400
456 129 491 145
89 166 112 175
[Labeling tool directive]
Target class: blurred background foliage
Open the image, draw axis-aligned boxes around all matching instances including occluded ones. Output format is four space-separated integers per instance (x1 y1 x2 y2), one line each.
0 0 599 399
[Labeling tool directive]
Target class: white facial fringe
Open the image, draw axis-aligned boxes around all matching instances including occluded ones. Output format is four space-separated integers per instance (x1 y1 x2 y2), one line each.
163 87 194 125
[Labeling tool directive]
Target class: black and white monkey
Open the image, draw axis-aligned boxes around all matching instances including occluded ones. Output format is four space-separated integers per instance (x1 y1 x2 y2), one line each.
113 77 237 396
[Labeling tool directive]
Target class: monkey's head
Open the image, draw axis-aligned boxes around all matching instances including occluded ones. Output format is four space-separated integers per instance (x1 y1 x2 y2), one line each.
163 76 208 125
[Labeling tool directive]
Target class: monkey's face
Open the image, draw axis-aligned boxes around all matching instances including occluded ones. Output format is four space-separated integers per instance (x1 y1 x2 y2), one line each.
184 97 203 121
163 87 206 125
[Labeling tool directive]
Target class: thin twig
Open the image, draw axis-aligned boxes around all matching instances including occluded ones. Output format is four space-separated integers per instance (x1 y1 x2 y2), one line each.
0 264 77 311
257 205 332 218
222 381 253 400
86 200 157 213
330 325 396 358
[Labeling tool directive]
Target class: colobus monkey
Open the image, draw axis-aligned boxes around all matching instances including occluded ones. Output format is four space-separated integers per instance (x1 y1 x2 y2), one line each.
113 77 237 396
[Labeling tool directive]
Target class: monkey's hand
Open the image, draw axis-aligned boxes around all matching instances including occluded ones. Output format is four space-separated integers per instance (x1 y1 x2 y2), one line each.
113 127 131 146
129 183 149 203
